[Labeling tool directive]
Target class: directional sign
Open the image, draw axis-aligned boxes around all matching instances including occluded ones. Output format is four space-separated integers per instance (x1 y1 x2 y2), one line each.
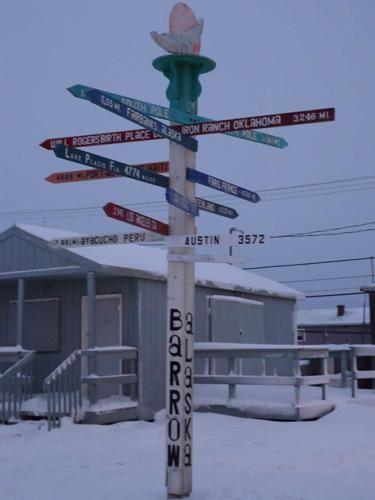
179 108 335 137
49 231 164 248
103 202 169 236
195 197 238 219
54 145 168 189
67 84 288 149
46 169 117 184
168 254 245 264
46 161 169 184
167 233 265 247
40 105 333 151
86 89 198 152
166 188 199 216
186 168 260 203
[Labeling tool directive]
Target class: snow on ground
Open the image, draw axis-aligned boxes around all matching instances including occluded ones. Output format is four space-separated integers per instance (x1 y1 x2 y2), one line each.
1 386 375 500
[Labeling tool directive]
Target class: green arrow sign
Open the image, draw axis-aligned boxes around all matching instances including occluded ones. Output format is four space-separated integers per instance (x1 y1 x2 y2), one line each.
68 84 287 149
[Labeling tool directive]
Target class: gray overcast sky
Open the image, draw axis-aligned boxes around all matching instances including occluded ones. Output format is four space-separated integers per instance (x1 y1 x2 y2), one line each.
1 1 374 309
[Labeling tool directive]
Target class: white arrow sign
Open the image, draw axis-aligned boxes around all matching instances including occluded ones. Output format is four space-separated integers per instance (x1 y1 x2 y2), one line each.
167 233 266 247
49 231 165 248
168 254 246 264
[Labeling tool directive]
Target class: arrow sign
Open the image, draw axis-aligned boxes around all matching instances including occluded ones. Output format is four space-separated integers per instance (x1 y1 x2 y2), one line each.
166 189 199 216
45 161 169 184
49 231 164 248
167 233 265 247
68 84 287 149
103 202 169 236
54 145 168 189
186 168 260 203
195 197 238 219
86 89 198 152
41 105 333 151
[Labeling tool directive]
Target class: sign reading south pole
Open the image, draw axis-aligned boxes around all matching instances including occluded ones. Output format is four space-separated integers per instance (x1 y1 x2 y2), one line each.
187 168 260 203
86 89 198 152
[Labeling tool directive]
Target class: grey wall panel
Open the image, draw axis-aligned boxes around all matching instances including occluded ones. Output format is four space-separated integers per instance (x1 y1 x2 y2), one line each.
137 279 167 418
0 235 76 272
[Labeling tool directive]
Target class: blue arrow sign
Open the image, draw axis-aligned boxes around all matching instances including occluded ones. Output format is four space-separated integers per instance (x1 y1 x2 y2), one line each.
68 84 287 149
53 145 169 188
186 168 260 203
166 188 199 216
195 197 238 219
85 89 198 153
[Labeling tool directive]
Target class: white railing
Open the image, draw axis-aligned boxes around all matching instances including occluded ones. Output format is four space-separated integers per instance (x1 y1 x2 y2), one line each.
43 346 138 430
350 344 375 397
0 349 35 423
194 343 331 407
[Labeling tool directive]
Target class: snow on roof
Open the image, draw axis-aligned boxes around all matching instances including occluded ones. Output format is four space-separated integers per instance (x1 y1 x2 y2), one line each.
297 306 369 326
14 224 303 300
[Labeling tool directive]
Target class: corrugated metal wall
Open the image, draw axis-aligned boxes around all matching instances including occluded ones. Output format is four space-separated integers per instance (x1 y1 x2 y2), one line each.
0 232 76 272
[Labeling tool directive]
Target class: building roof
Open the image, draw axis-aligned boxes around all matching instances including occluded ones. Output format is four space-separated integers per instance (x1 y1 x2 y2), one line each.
297 306 369 326
9 224 303 301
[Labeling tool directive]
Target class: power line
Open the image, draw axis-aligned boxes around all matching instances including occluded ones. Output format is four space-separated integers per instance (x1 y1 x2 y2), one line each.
271 220 375 239
2 174 375 220
305 292 365 298
244 256 374 270
281 274 371 284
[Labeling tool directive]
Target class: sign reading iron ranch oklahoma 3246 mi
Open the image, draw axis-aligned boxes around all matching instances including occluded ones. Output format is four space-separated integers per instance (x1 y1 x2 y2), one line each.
40 106 334 150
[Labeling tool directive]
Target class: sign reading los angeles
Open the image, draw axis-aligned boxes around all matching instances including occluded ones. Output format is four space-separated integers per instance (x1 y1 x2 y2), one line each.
103 202 169 236
40 106 334 150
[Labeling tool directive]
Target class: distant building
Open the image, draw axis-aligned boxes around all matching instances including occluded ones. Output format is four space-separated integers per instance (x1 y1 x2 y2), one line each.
297 304 370 345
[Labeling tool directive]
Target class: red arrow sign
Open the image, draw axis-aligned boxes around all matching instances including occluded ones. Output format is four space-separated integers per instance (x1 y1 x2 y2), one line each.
40 107 335 150
46 161 169 183
103 202 169 236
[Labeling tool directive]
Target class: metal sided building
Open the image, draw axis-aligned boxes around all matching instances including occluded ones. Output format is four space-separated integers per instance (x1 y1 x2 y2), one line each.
0 224 302 421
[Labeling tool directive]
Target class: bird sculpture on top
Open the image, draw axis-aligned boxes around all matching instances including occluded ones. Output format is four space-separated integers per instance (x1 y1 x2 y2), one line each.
150 2 203 55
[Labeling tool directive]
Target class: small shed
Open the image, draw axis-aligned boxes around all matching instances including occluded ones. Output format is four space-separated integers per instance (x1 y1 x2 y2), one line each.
297 304 370 344
0 224 302 420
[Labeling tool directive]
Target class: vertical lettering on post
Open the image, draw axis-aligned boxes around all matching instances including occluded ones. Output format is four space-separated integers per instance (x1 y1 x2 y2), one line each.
166 306 194 480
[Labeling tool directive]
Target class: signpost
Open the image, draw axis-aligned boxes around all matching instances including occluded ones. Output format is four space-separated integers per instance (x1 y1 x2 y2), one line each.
53 144 169 188
166 188 199 216
68 83 288 149
187 168 260 203
40 106 334 152
41 4 336 498
86 89 198 152
103 202 169 235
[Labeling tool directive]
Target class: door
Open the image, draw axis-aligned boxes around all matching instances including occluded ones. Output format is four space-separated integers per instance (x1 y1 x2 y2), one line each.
208 295 265 375
81 294 122 400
